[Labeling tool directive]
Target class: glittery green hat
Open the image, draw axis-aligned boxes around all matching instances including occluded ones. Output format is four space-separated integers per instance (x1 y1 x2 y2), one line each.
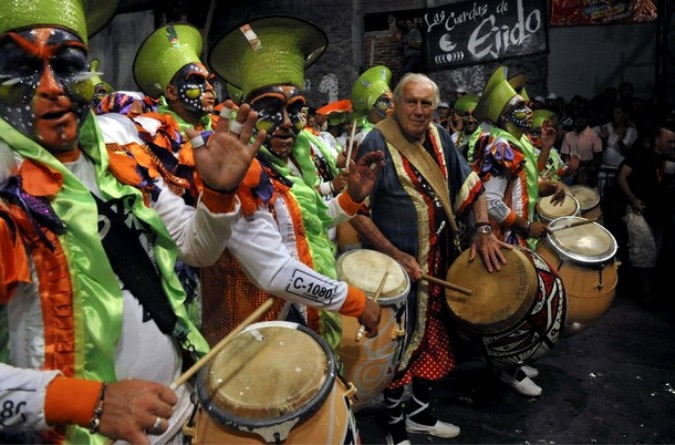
72 58 114 101
226 82 243 104
518 86 530 102
0 0 119 42
532 109 558 130
453 94 480 116
133 23 204 98
351 66 392 114
208 16 327 101
475 67 526 123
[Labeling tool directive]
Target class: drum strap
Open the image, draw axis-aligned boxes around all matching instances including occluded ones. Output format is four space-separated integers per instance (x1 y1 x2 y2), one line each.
376 118 459 236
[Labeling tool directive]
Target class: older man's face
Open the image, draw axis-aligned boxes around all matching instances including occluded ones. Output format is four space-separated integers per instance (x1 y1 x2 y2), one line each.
0 28 90 153
395 81 435 141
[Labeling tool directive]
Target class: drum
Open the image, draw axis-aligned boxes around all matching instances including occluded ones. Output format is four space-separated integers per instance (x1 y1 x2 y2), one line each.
336 221 362 254
536 216 619 336
191 321 358 444
537 193 580 223
569 185 603 224
445 247 566 366
335 249 409 410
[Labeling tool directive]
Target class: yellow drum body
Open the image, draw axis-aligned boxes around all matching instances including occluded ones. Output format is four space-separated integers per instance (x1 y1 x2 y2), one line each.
192 321 358 444
445 248 566 366
537 193 580 223
536 217 619 336
570 185 603 224
335 249 409 410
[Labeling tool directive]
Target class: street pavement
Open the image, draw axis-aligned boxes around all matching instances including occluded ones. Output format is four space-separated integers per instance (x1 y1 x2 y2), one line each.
356 274 675 444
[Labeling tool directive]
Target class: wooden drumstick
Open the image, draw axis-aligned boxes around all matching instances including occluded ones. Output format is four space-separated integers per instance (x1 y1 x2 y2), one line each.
101 299 275 445
549 218 598 233
171 298 275 390
344 119 357 173
421 273 472 296
355 271 389 342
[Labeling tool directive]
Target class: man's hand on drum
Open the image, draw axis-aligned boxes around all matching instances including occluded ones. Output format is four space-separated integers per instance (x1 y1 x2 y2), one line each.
529 220 550 238
470 232 509 272
99 379 177 444
358 298 382 338
186 100 266 193
345 151 385 203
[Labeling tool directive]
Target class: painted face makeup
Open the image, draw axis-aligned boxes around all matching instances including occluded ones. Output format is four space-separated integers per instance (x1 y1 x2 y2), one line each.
249 85 305 159
172 63 215 114
0 28 90 153
504 96 532 131
373 91 394 119
462 109 478 133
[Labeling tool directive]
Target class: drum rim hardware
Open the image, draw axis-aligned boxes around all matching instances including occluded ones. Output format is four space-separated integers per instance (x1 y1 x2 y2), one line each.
545 216 618 265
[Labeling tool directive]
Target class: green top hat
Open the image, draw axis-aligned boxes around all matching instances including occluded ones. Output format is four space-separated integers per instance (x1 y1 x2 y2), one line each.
519 86 530 102
351 66 392 114
453 94 480 116
133 23 204 98
226 82 243 104
532 109 558 130
208 16 327 101
0 0 119 42
475 67 526 123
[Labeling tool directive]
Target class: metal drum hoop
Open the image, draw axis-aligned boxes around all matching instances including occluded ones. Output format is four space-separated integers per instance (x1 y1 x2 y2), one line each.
544 216 618 265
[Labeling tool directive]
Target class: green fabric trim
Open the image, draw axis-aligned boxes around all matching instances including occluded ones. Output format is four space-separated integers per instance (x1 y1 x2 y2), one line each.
260 140 342 349
157 97 214 134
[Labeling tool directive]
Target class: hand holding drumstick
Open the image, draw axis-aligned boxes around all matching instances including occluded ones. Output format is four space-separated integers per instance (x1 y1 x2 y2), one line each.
356 271 389 342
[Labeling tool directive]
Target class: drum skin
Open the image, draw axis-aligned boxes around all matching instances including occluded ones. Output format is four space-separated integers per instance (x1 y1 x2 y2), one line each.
536 217 619 336
191 321 358 444
445 248 566 366
570 185 604 224
537 193 580 223
335 250 409 410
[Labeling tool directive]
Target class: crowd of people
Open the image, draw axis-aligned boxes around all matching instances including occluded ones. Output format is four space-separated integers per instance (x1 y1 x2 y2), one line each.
1 1 674 445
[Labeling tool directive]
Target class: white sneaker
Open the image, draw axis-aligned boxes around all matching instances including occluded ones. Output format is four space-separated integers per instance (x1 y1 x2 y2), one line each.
499 370 542 397
520 364 539 378
405 418 461 438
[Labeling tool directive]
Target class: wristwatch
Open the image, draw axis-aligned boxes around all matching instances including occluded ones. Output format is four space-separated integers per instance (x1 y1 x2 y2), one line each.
475 224 492 235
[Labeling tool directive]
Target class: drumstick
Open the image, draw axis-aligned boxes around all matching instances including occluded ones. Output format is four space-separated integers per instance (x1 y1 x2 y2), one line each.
170 298 275 390
421 273 472 296
344 119 357 173
355 271 389 342
549 218 598 233
100 301 275 445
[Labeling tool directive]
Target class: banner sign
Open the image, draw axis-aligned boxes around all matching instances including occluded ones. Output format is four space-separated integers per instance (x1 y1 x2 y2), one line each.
550 0 657 26
422 0 547 72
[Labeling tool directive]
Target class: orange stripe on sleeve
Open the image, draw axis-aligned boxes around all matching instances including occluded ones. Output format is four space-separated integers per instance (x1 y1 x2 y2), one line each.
338 285 367 317
200 186 237 213
337 192 366 217
45 377 102 428
502 210 517 227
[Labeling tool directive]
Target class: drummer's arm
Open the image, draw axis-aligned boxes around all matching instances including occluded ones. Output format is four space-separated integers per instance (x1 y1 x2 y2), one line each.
350 214 422 281
469 193 508 271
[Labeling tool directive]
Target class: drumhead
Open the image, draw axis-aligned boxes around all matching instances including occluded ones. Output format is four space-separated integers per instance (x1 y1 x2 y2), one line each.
445 248 538 333
537 193 579 220
336 249 410 306
570 185 600 211
546 217 617 264
197 321 335 431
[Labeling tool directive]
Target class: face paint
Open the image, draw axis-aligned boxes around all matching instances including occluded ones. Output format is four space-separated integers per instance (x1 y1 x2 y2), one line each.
172 63 215 114
462 109 478 133
503 96 532 132
0 28 90 153
373 91 394 119
249 85 305 158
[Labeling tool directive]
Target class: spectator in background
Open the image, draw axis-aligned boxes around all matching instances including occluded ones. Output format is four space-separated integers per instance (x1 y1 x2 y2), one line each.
561 109 603 187
397 18 423 74
436 101 450 127
596 103 639 199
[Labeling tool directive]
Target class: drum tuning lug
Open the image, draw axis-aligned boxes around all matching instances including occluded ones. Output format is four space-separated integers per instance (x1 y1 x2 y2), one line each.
345 382 358 399
391 327 405 340
182 424 196 442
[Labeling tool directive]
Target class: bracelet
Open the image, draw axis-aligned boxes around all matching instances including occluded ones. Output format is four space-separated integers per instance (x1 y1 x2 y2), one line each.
474 221 490 227
88 383 108 434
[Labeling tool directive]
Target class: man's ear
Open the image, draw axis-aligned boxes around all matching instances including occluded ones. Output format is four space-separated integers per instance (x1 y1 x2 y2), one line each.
165 84 179 102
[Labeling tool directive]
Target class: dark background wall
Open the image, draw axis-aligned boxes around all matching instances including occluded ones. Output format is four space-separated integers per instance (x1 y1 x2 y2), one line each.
89 0 672 109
